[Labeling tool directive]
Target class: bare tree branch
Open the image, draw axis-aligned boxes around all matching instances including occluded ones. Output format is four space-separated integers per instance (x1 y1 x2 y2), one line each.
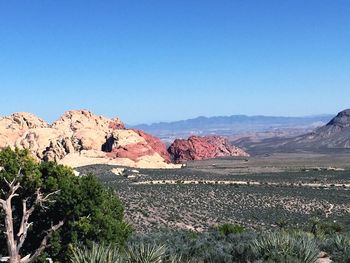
3 176 21 202
21 220 64 263
0 166 64 263
16 199 33 252
16 189 60 252
36 189 60 208
0 198 5 208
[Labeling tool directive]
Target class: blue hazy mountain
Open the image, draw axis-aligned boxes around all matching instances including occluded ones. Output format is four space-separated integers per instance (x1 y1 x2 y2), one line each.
131 114 333 140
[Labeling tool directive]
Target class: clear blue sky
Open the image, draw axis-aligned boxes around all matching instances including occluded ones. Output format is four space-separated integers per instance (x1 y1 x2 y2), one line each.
0 1 349 124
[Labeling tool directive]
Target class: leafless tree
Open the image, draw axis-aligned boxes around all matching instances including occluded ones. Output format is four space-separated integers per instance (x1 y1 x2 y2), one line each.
0 169 64 263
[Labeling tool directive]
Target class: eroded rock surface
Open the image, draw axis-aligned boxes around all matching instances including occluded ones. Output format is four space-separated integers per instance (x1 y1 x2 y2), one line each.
168 136 249 163
132 129 172 163
0 112 49 148
0 110 177 168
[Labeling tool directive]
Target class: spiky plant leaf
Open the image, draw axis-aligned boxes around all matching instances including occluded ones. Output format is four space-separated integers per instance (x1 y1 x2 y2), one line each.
70 243 124 263
252 232 319 263
126 243 166 263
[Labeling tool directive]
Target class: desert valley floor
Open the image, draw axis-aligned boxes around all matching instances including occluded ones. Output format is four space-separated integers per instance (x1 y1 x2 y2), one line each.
77 153 350 233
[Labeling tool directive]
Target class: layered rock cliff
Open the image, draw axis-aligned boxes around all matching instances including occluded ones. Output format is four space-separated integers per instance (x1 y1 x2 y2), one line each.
168 136 249 163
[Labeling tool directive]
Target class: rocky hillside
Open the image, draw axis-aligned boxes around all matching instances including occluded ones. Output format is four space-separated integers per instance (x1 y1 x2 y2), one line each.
168 136 249 163
0 110 178 168
235 109 350 153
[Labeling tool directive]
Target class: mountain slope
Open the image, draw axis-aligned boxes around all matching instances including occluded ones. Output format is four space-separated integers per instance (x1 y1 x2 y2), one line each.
235 109 350 153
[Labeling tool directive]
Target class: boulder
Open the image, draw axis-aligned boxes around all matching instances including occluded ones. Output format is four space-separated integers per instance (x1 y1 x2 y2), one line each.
111 167 126 176
73 128 107 151
168 136 249 163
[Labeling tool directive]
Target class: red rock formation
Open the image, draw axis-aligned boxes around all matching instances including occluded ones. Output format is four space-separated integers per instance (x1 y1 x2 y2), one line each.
106 142 155 162
132 129 172 163
109 118 125 130
105 129 171 163
168 136 249 163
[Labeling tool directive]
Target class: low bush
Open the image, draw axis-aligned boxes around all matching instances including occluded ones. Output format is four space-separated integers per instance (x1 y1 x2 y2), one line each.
217 223 245 236
70 227 350 263
320 234 350 263
251 232 319 263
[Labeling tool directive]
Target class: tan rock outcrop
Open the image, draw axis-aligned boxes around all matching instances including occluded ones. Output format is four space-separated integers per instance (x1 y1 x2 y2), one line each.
59 150 180 169
0 109 177 169
73 128 107 151
0 112 49 147
111 129 146 147
14 128 72 161
51 109 124 133
0 112 48 130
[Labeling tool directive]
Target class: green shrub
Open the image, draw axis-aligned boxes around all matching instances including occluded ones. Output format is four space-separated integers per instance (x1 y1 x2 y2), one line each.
320 234 350 263
0 148 132 262
217 223 245 236
251 232 319 263
128 229 257 263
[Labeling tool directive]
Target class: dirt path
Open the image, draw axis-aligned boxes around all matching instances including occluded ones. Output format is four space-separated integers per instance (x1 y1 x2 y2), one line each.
133 179 350 189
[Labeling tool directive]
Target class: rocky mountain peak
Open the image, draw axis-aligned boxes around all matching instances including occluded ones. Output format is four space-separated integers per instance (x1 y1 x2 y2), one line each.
235 108 350 152
0 112 48 130
326 109 350 128
51 109 125 132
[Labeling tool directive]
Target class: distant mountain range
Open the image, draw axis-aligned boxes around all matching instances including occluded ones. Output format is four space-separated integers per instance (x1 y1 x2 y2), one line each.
234 109 350 154
131 114 333 143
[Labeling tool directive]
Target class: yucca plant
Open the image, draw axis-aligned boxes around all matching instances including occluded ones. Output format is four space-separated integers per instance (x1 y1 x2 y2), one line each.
126 243 166 263
167 254 189 263
333 234 350 250
323 234 350 263
70 243 124 263
251 232 319 263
